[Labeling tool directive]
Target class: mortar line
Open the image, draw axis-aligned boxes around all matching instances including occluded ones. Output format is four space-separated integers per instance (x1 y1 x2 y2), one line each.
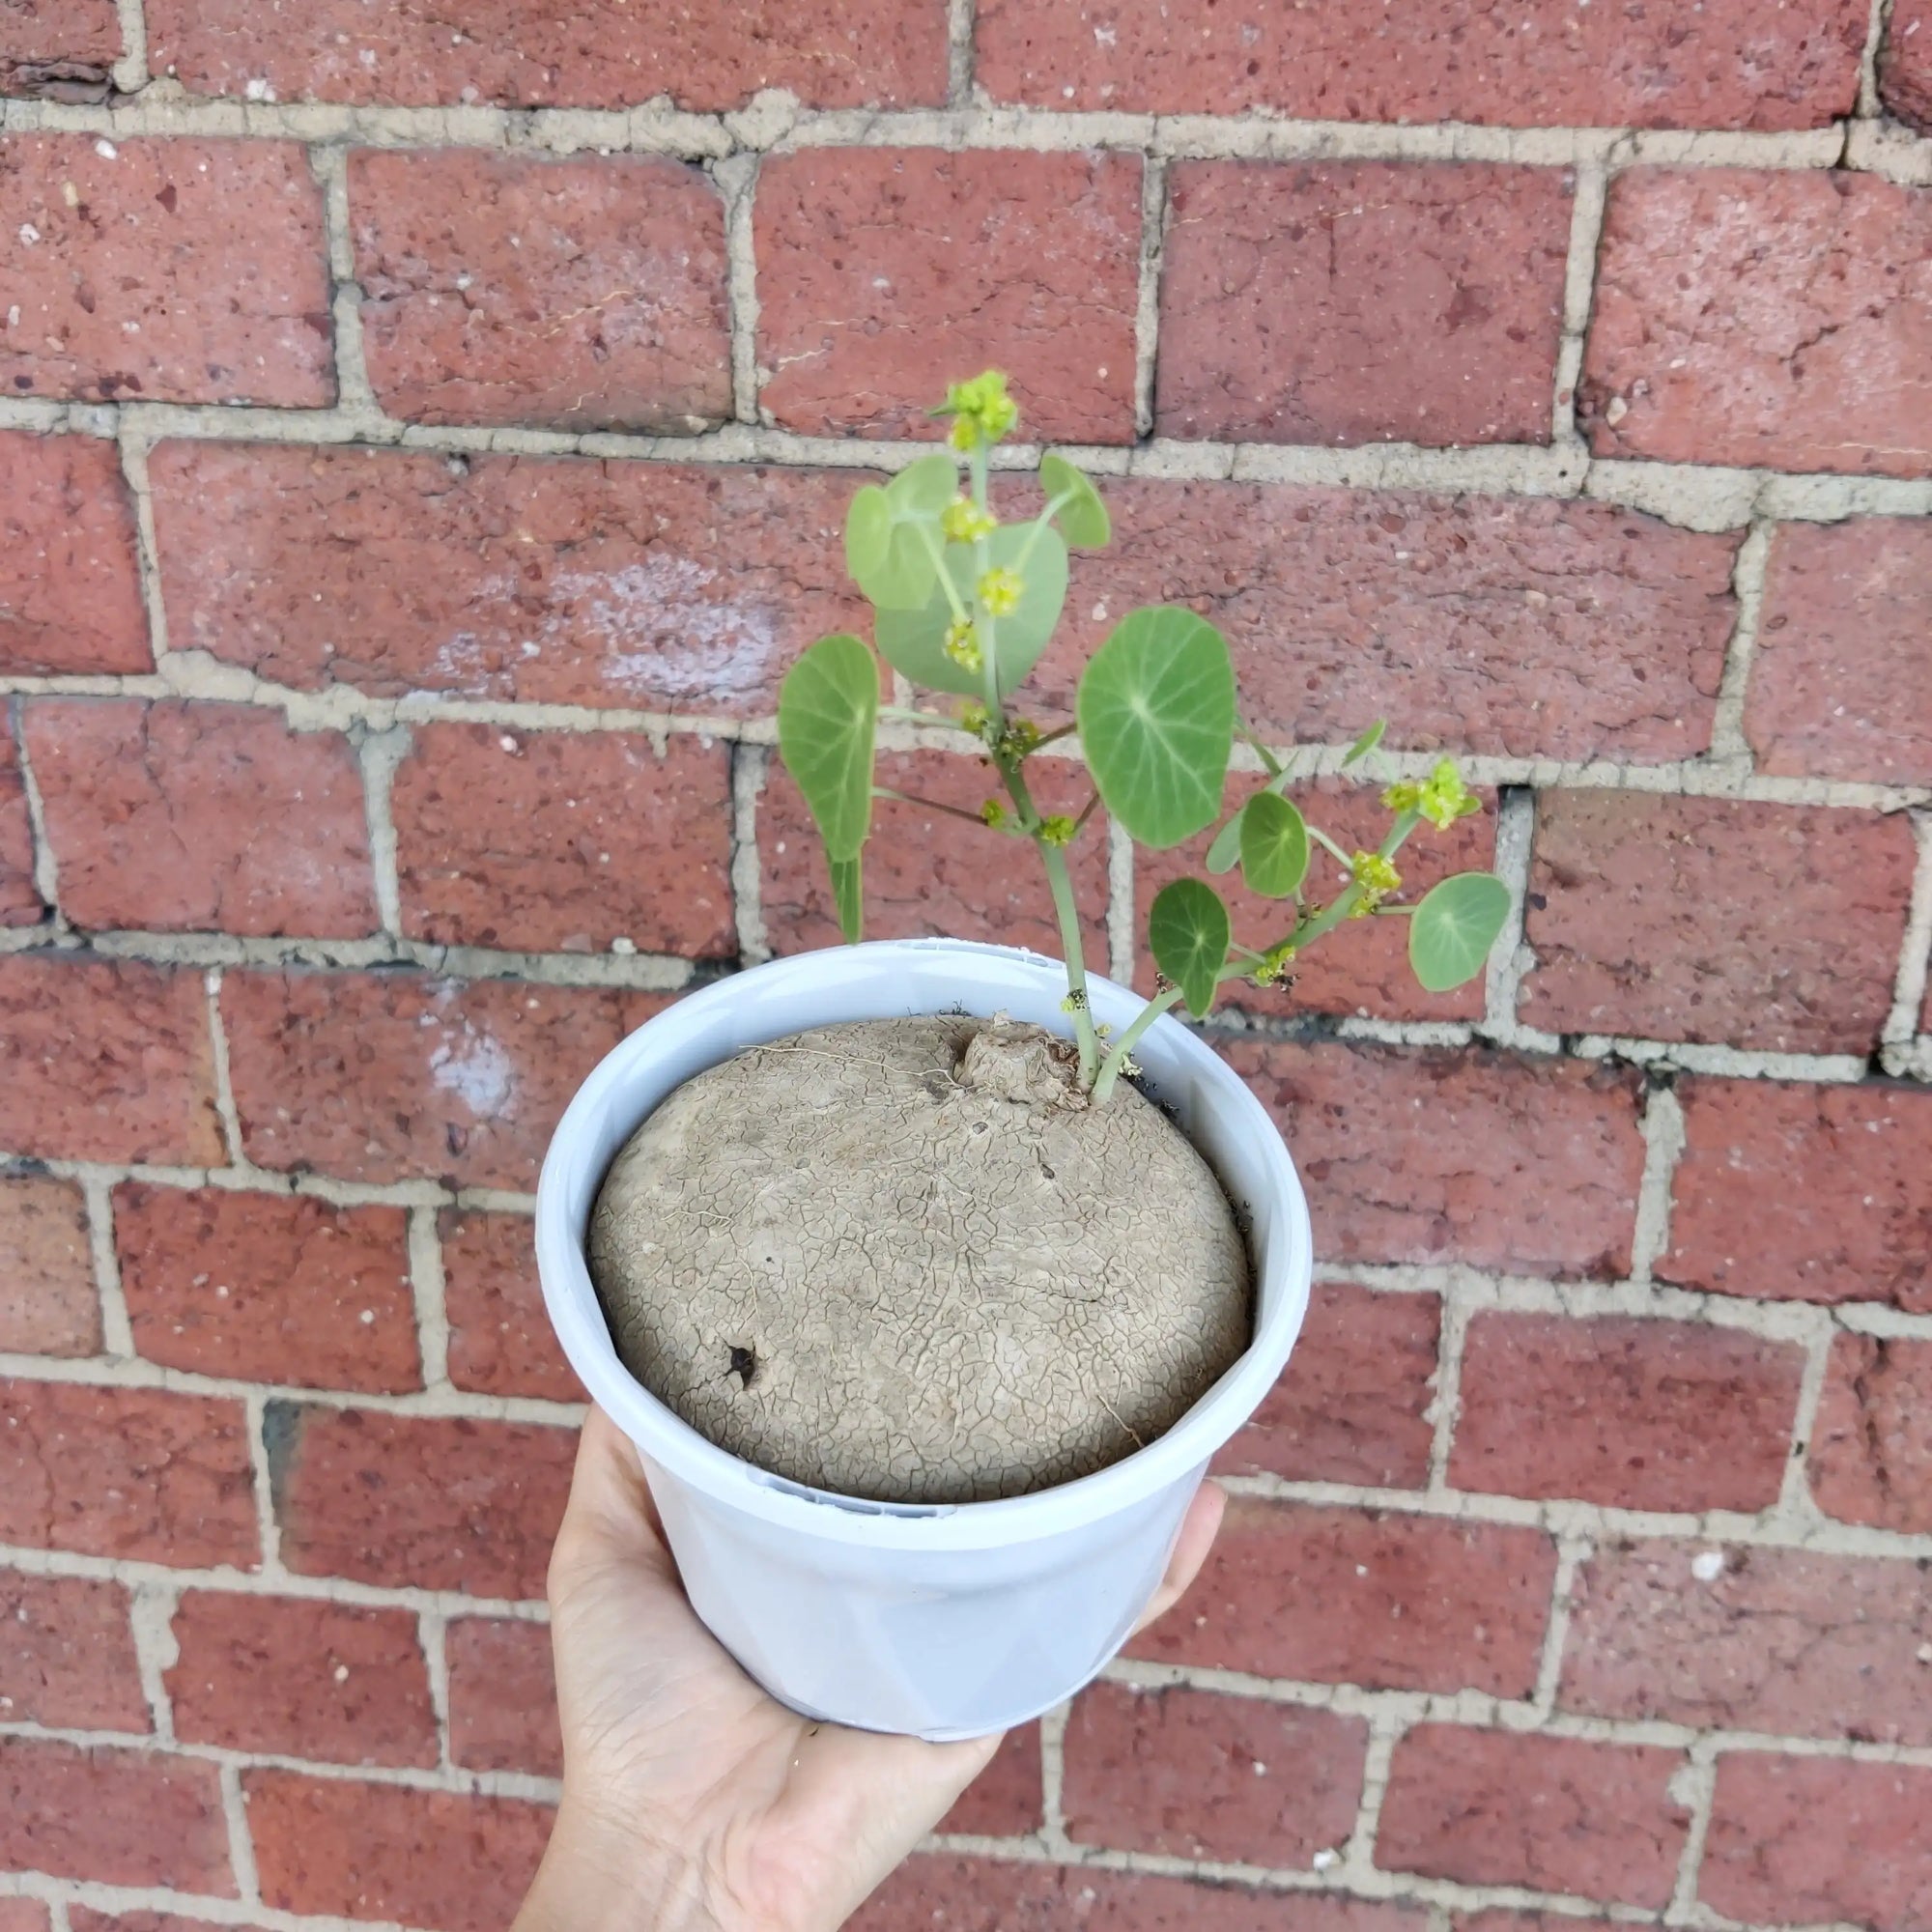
110 0 149 93
717 151 763 425
1666 1741 1721 1923
0 1872 449 1932
116 427 174 666
1628 1082 1688 1286
1774 1316 1841 1524
8 696 64 924
127 1577 182 1743
309 141 380 416
1423 1290 1471 1495
202 966 247 1167
1530 1534 1592 1715
79 1170 136 1357
1105 816 1137 986
1479 786 1542 1049
356 723 411 938
1880 809 1932 1055
947 0 977 107
218 1760 265 1904
407 1203 452 1389
244 1391 288 1581
1859 0 1895 118
419 1607 455 1773
1341 1716 1403 1883
1132 155 1168 440
1036 1700 1073 1856
1707 521 1772 768
1551 156 1607 447
729 740 772 965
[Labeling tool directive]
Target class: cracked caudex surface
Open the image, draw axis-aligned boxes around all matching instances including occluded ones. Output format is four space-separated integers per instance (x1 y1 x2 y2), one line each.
589 1018 1251 1503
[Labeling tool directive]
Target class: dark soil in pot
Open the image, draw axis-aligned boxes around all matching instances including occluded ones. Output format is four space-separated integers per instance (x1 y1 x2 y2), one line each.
586 1015 1253 1505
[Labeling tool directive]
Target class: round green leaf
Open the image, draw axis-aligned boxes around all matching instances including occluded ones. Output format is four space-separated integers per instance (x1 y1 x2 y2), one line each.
873 524 1069 699
1206 800 1248 874
777 634 878 861
1409 871 1511 991
1239 790 1309 899
1040 452 1111 549
1343 719 1387 766
1076 606 1236 848
1148 878 1231 1019
844 486 891 581
889 451 960 517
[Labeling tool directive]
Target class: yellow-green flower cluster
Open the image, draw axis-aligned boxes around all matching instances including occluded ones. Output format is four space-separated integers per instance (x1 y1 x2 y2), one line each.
978 566 1023 616
1252 940 1297 987
980 799 1009 829
1383 757 1480 831
1349 850 1402 917
1037 814 1076 847
941 495 998 545
944 618 981 671
941 370 1019 451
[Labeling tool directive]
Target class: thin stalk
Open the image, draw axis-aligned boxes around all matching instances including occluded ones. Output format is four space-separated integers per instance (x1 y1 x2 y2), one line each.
1307 823 1352 868
914 524 971 629
1092 984 1184 1104
1033 722 1078 750
1016 488 1077 569
1003 756 1099 1085
872 787 998 829
1236 720 1285 780
1070 789 1101 836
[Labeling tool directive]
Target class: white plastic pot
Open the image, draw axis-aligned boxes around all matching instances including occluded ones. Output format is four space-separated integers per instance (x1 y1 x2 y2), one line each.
535 939 1314 1742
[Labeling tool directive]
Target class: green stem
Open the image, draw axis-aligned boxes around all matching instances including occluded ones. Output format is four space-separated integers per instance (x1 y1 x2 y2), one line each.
1380 808 1422 862
1002 757 1098 1085
1016 489 1078 569
914 523 971 629
1033 722 1078 750
1307 823 1352 868
1092 984 1184 1104
1071 789 1100 836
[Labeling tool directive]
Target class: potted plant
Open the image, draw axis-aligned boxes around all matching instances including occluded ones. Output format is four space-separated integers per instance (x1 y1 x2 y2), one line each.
535 373 1509 1741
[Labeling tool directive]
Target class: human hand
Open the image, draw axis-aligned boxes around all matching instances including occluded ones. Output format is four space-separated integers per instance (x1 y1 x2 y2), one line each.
512 1406 1226 1932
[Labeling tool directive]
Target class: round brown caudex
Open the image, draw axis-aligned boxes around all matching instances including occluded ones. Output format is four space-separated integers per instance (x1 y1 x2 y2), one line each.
587 1015 1252 1504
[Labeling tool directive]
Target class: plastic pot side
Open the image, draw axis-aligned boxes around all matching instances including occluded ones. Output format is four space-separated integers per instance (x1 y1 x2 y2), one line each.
535 939 1315 1741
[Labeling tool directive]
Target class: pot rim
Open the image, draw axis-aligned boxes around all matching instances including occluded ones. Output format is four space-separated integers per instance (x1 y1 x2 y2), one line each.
535 937 1313 1550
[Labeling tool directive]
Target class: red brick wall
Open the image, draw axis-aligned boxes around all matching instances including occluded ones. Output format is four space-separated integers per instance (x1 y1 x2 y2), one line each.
2 5 1931 1929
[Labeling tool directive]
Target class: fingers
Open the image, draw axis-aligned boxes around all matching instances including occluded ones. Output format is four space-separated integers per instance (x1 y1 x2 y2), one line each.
550 1406 676 1591
1132 1479 1226 1634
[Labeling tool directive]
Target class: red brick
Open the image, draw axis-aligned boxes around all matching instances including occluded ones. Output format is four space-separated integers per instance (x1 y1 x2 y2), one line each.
762 750 1108 965
442 1209 578 1402
221 968 663 1190
1453 1918 1620 1932
853 1859 1423 1932
24 699 377 939
1884 0 1932 128
1702 1754 1932 1927
1137 777 1495 1025
1065 1682 1366 1866
1378 1726 1689 1909
0 1737 232 1891
0 136 330 408
937 1722 1042 1838
0 724 42 926
0 1573 146 1731
350 150 729 433
1560 1538 1932 1746
244 1771 550 1932
978 0 1863 128
0 955 221 1165
168 1591 437 1767
0 432 149 675
1159 162 1567 448
1125 1498 1556 1698
272 1405 574 1598
1663 1077 1932 1312
1451 1313 1804 1513
0 0 120 98
0 1379 258 1568
1522 792 1916 1054
393 723 734 955
149 0 946 110
1747 518 1932 784
0 1905 48 1932
1052 482 1737 763
116 1184 419 1393
445 1616 558 1776
1212 1283 1438 1490
1580 170 1932 478
756 150 1141 444
0 1173 99 1356
152 441 862 717
1226 1038 1645 1280
1808 1333 1932 1534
